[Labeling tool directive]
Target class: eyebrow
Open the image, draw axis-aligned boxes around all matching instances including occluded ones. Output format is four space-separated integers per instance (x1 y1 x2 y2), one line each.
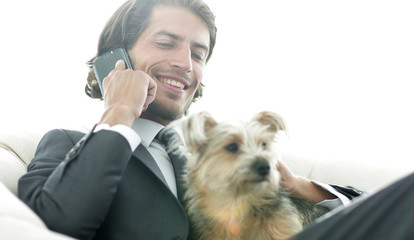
155 30 209 53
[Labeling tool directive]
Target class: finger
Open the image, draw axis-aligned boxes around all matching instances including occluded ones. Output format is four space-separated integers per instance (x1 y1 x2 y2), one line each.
143 77 157 111
102 75 111 94
277 159 295 179
105 59 126 83
276 159 287 171
114 59 126 70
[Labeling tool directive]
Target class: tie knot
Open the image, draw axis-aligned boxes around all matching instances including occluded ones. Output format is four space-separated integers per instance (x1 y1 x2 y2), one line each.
154 130 165 144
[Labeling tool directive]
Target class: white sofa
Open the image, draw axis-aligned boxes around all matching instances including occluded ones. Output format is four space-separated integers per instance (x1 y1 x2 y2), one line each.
1 124 413 239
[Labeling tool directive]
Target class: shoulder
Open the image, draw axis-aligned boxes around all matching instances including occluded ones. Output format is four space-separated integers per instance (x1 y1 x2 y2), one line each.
41 129 86 143
34 129 87 159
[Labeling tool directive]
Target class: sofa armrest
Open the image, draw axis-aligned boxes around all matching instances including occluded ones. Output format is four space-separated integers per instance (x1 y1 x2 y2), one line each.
0 128 45 195
0 148 27 195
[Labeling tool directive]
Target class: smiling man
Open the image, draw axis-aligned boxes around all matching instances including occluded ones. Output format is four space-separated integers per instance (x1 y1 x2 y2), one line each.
18 0 216 239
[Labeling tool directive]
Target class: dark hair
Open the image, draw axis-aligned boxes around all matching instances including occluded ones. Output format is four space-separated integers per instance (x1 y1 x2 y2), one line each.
85 0 217 100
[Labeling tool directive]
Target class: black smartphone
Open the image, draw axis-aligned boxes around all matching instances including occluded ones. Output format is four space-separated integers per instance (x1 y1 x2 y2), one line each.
92 47 133 94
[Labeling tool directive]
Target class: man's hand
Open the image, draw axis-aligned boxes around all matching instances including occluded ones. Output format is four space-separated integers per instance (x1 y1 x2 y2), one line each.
277 159 299 193
277 159 336 203
99 60 157 127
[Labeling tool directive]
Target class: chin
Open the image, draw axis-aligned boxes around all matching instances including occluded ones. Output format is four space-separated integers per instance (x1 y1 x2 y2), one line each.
146 101 188 122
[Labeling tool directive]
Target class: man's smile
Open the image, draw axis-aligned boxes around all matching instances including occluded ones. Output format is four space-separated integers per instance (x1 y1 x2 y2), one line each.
154 72 192 93
158 77 186 90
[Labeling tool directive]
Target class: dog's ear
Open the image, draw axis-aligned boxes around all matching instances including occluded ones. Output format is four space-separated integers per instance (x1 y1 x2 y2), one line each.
181 111 218 152
252 111 286 133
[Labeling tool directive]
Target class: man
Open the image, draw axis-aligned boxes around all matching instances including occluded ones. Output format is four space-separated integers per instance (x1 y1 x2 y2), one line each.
18 0 363 239
19 1 215 239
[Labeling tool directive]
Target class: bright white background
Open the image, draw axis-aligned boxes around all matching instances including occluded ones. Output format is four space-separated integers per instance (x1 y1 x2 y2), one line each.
1 0 413 168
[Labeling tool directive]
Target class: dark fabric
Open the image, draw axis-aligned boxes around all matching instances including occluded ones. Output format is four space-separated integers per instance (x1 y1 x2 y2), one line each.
157 129 187 203
329 184 366 200
18 128 188 240
291 172 414 240
158 128 196 239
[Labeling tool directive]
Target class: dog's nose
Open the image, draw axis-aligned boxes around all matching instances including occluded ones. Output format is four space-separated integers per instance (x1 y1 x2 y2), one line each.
252 159 270 177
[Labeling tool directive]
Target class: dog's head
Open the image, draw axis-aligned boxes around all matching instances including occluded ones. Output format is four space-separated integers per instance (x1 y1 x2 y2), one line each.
175 111 286 197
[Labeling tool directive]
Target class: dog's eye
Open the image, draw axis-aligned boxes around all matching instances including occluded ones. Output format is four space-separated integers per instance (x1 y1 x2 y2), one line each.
225 143 239 153
261 142 267 149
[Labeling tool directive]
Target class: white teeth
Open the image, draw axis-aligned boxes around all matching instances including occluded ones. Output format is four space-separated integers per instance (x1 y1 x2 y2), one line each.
159 78 185 89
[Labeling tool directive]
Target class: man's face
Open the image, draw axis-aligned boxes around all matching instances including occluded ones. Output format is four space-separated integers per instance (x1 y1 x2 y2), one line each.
128 5 210 125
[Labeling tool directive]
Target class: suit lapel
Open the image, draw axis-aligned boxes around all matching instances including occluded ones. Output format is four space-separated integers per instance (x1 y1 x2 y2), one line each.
132 137 188 205
132 144 168 187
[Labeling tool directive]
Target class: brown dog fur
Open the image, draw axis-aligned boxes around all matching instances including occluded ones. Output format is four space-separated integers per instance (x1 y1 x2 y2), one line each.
165 111 328 240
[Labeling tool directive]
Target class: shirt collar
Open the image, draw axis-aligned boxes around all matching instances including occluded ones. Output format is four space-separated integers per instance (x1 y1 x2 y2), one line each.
131 118 164 148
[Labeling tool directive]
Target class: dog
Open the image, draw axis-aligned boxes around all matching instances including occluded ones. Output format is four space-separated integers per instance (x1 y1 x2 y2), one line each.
164 111 329 240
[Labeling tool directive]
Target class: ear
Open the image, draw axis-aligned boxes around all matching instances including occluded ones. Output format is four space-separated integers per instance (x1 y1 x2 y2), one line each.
180 111 218 153
252 111 286 133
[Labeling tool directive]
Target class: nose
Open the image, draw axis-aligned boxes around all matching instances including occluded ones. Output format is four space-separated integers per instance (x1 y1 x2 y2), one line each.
170 47 193 73
251 158 270 177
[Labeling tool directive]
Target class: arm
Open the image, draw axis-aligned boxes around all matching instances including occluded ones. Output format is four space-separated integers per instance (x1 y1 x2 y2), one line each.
277 160 363 207
18 128 133 239
18 60 157 239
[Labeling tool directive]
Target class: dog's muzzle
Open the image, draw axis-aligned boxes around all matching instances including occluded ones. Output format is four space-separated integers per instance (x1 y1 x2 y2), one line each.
251 158 270 178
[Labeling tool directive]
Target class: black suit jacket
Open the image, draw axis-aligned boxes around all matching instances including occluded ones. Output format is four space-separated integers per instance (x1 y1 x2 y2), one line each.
18 128 188 240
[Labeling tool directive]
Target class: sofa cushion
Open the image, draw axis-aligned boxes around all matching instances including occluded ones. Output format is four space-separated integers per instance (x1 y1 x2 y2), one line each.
0 128 43 195
0 149 27 195
0 181 76 239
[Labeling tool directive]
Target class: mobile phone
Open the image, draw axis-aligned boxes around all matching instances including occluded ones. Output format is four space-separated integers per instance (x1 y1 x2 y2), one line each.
92 47 133 94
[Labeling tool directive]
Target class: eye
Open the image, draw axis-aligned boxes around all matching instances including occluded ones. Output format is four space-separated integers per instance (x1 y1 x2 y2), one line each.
260 142 267 149
191 52 205 62
156 42 174 49
225 143 239 153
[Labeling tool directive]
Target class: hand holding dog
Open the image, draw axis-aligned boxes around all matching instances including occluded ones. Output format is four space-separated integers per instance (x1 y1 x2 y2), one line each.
99 59 157 127
277 159 337 203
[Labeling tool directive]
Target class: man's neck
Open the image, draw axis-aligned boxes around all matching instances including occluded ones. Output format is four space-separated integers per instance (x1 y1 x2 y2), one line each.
140 112 170 126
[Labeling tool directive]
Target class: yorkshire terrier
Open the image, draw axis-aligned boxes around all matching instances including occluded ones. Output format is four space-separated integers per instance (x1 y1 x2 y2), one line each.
164 111 328 240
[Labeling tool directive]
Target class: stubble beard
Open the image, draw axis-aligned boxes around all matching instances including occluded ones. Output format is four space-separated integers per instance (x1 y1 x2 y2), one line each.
146 95 194 123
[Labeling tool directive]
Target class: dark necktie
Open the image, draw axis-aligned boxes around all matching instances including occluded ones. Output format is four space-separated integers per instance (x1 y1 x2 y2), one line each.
157 128 187 204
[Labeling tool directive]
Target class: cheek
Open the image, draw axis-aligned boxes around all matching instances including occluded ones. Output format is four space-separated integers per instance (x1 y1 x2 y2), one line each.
193 158 233 184
186 67 204 100
193 154 236 185
128 51 145 71
193 64 204 83
129 47 165 72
